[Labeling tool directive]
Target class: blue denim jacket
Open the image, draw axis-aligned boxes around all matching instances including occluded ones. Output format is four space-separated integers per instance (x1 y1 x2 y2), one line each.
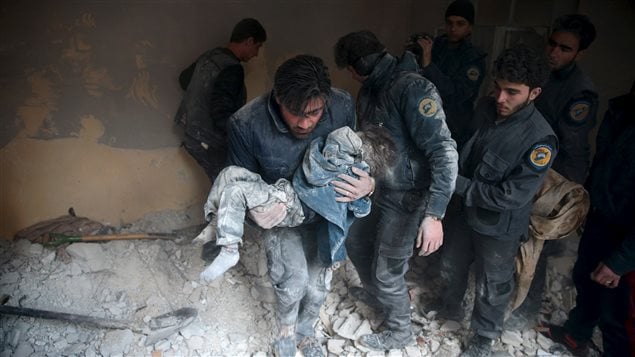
293 127 371 265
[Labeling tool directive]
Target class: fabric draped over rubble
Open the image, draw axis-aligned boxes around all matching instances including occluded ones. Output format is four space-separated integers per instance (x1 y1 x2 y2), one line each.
512 169 590 310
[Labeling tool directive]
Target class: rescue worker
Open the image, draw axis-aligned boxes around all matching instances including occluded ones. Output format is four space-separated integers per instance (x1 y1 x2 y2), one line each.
438 45 557 357
535 14 597 184
334 30 458 351
508 13 598 329
413 0 486 150
175 18 266 182
226 55 373 357
538 81 635 357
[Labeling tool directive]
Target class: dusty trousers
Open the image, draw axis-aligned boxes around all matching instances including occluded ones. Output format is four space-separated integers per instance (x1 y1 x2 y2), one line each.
346 189 426 335
440 215 521 339
182 134 227 182
262 223 332 339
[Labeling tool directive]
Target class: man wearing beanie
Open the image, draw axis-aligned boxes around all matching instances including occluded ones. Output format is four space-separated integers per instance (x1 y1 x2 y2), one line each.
414 0 486 151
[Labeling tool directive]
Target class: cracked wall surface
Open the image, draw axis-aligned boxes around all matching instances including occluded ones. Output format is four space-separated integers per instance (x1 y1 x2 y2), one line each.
1 0 634 239
0 0 423 239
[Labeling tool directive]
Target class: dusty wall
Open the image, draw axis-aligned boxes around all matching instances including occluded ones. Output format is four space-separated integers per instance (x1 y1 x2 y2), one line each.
0 0 434 239
1 0 634 240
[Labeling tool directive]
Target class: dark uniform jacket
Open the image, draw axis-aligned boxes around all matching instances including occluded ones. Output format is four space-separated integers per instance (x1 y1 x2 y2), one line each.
420 35 486 149
357 51 458 218
535 62 598 184
227 89 355 225
227 89 355 184
455 98 558 238
585 93 635 275
175 47 246 148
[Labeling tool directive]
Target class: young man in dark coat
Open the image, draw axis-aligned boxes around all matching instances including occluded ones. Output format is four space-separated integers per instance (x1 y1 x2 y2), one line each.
175 18 266 182
439 45 557 357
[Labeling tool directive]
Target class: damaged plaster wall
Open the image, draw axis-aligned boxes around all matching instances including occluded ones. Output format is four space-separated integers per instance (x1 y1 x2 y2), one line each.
1 0 634 240
0 0 432 239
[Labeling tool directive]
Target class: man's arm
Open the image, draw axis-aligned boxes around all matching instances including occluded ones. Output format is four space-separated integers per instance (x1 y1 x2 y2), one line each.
602 136 635 276
555 91 599 184
400 80 459 218
455 138 558 212
604 227 635 276
400 79 459 256
591 225 635 289
227 116 259 173
209 65 245 133
420 45 486 109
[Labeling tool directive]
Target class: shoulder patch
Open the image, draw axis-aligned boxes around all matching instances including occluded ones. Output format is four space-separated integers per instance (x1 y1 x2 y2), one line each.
568 100 591 123
418 97 438 117
527 144 553 171
466 66 480 81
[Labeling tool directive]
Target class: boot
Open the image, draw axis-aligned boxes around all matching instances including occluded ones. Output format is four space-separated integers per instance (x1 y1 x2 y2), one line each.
460 334 493 357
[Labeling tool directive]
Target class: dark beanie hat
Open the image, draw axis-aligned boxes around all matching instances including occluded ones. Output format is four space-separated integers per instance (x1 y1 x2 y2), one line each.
445 0 475 24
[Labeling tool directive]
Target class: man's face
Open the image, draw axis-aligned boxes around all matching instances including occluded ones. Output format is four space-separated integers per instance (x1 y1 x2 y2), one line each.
279 97 326 139
545 31 581 70
241 38 264 62
346 66 367 83
445 15 472 43
492 79 541 118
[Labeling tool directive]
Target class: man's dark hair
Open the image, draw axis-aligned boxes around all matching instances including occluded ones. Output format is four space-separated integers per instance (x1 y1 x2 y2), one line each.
357 125 397 178
493 44 550 89
273 55 332 116
230 18 267 43
551 14 596 51
334 30 385 76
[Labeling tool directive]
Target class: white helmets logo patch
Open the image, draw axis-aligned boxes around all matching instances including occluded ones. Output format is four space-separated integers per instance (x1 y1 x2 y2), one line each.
418 98 438 117
568 101 591 123
467 66 480 81
528 144 553 171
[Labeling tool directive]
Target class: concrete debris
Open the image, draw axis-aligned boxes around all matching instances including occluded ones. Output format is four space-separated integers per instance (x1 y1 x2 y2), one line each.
332 312 373 340
100 329 134 356
326 338 346 354
0 228 599 356
65 243 110 272
440 320 462 331
500 330 523 346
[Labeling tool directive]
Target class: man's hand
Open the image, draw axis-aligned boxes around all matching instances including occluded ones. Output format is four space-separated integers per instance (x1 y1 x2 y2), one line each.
248 202 287 229
415 216 443 256
590 262 620 288
331 167 375 203
417 37 433 67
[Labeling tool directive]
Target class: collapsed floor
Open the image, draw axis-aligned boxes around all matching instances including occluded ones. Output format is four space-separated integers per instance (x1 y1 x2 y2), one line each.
0 210 600 357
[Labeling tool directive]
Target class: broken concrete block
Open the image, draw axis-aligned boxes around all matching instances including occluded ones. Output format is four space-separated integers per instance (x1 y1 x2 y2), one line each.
501 330 523 346
440 320 461 331
327 339 346 355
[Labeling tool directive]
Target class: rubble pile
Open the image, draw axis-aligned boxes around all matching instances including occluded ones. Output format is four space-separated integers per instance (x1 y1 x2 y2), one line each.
0 219 589 356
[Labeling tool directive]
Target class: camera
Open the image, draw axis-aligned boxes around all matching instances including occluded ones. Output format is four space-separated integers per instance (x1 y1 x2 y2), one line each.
409 32 433 43
405 33 433 64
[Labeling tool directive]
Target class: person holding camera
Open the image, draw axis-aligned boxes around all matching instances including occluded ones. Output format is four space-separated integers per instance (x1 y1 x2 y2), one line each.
411 0 486 150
